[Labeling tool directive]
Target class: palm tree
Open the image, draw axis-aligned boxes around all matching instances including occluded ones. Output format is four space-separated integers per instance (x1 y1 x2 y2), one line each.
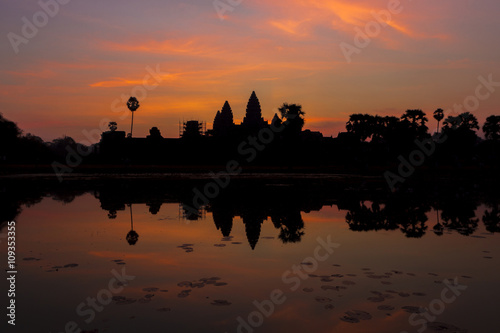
460 112 479 131
278 103 305 134
433 108 444 134
346 113 374 142
127 97 140 137
401 109 429 139
401 109 428 127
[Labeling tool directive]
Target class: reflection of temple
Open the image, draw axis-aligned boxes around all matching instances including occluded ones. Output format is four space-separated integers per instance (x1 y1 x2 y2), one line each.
2 177 499 245
212 208 233 237
94 181 315 249
242 213 264 250
206 195 308 249
93 185 500 242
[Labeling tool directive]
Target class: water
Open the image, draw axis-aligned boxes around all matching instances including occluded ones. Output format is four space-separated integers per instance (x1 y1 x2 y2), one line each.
0 175 498 333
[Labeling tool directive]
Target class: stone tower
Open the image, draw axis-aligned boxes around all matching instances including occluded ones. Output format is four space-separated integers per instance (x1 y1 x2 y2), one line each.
242 91 267 130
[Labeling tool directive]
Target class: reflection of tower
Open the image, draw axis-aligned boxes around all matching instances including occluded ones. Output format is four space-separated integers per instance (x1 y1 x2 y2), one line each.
147 202 162 215
242 213 264 250
179 203 206 221
126 204 139 245
242 91 267 130
212 207 233 237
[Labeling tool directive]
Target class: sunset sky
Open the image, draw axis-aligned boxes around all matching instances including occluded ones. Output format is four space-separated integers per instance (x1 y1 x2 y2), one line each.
1 0 500 142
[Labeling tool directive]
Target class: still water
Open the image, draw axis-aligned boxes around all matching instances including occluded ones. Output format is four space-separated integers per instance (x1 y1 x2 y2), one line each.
0 175 499 333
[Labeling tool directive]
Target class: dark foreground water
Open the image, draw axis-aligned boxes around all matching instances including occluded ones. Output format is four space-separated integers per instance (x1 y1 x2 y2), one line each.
0 175 499 333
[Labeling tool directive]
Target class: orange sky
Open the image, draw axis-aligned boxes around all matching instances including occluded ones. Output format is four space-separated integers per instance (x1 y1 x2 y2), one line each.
1 0 500 142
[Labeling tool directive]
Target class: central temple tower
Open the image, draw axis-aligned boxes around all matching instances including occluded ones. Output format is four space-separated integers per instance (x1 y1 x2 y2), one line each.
242 91 267 130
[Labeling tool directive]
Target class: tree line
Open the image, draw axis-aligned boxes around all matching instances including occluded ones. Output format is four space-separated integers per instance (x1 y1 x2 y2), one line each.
345 109 500 142
0 108 499 169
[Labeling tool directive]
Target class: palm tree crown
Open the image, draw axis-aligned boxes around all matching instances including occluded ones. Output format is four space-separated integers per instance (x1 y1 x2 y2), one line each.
433 108 444 133
127 97 140 137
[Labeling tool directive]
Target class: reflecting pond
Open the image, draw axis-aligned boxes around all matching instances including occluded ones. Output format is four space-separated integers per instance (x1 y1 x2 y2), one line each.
0 175 499 333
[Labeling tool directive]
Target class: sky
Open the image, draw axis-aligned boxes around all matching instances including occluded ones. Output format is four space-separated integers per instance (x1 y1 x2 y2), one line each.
1 0 500 142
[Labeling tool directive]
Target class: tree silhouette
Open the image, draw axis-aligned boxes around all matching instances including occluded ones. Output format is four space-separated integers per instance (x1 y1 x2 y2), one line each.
370 116 386 143
483 115 500 140
435 112 479 164
0 113 22 161
459 112 479 130
443 112 479 132
279 103 305 135
433 108 444 134
402 109 428 126
0 113 22 141
148 127 163 139
127 97 140 137
401 109 429 139
346 114 374 141
50 136 79 160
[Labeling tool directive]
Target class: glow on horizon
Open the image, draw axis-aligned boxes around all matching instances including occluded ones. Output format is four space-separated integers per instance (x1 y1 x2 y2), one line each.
1 0 499 142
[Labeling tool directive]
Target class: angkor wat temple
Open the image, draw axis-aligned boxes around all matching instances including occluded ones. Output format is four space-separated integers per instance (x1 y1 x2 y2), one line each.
99 91 326 165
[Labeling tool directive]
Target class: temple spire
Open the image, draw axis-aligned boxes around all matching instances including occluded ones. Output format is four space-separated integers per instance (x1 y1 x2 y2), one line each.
213 101 235 135
220 101 234 126
242 91 266 129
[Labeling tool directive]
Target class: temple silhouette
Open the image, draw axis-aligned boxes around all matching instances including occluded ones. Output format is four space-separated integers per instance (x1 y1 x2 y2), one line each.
98 91 324 165
212 91 268 136
1 91 499 174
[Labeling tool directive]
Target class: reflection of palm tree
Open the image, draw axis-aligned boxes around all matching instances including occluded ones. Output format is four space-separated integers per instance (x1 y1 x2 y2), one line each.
127 97 140 137
433 108 444 134
275 211 305 244
108 209 117 219
126 204 139 245
441 200 479 236
432 207 444 236
482 207 500 233
345 201 398 232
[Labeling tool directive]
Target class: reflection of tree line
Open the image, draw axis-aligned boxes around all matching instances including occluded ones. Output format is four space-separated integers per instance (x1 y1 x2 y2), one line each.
342 193 500 238
1 179 500 247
